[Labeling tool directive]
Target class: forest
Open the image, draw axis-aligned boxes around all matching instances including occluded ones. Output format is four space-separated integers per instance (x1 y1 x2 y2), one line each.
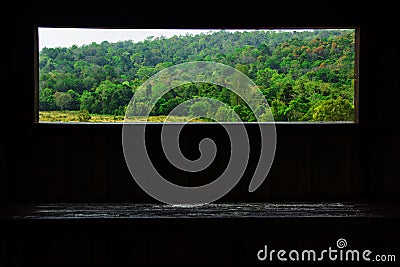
39 29 355 122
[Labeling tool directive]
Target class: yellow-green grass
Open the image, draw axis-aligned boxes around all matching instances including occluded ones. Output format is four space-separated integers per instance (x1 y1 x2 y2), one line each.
39 111 208 123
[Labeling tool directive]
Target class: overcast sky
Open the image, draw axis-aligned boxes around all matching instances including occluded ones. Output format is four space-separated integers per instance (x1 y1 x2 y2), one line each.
38 28 248 51
38 28 323 51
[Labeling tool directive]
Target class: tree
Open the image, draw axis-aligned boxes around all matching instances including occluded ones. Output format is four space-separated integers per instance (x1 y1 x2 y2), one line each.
54 92 74 111
189 101 210 117
285 97 310 121
215 106 237 122
278 83 296 104
80 91 95 112
232 104 256 122
77 109 91 122
39 88 56 111
271 99 288 121
67 90 80 110
158 98 184 115
310 97 354 121
38 29 355 122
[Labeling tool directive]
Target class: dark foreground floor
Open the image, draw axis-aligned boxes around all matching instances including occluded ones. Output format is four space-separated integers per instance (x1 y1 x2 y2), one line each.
1 202 399 266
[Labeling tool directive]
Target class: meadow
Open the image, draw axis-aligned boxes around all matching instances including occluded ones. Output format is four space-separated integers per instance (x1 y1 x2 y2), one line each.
39 111 207 122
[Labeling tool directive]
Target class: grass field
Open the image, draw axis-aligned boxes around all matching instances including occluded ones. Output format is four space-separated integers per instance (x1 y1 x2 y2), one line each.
39 111 208 122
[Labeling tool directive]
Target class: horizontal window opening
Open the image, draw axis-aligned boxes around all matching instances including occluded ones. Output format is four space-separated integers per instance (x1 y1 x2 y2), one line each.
36 28 358 123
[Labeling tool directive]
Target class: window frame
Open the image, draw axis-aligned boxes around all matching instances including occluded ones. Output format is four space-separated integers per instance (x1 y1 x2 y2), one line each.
33 26 360 130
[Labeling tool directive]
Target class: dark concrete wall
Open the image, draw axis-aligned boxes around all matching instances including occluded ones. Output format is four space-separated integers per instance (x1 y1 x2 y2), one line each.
1 0 399 203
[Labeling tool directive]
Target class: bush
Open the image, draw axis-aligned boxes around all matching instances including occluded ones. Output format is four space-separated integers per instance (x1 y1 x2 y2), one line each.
189 101 210 117
310 97 354 121
78 109 91 122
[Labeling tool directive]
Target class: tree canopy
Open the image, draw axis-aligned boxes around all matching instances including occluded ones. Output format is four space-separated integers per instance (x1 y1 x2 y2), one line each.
39 29 355 121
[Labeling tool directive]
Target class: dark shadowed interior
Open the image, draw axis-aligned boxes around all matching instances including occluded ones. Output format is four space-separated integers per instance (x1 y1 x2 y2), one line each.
1 0 399 265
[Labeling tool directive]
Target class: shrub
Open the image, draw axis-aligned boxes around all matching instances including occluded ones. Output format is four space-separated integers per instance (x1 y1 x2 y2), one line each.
78 109 91 122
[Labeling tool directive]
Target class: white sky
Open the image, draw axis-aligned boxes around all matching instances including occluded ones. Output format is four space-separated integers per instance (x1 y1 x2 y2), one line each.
38 28 319 51
38 28 238 50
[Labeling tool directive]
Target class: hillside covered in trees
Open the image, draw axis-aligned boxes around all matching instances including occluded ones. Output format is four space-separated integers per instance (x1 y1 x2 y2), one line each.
39 29 355 122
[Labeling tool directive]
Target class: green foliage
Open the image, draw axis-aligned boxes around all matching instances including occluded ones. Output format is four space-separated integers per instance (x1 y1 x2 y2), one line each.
39 88 56 111
215 106 237 122
158 98 184 115
309 97 354 121
271 100 288 121
67 89 80 110
54 92 74 111
39 29 355 122
77 109 91 122
232 105 256 122
189 101 210 117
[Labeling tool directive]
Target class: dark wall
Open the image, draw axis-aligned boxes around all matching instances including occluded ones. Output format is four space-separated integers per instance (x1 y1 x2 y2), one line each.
1 1 399 204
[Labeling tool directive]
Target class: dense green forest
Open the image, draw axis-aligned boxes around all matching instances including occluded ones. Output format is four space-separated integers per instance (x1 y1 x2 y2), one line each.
39 29 355 122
